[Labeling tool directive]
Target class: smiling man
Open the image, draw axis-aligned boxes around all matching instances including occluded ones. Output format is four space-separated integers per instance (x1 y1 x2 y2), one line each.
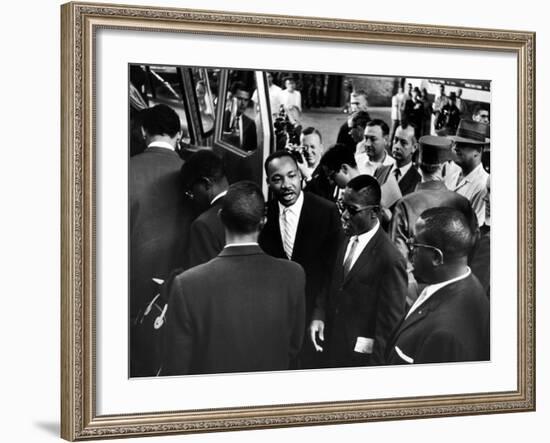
299 127 337 201
259 151 342 369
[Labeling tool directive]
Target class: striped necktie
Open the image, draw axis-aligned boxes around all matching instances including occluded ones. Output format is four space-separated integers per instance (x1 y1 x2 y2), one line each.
342 236 359 276
282 207 294 259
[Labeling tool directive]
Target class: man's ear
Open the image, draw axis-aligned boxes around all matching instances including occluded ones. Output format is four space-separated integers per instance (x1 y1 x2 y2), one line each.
431 249 444 267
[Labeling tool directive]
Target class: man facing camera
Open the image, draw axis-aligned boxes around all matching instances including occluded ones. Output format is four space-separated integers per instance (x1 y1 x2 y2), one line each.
386 207 490 365
162 181 306 376
310 175 408 367
259 151 342 368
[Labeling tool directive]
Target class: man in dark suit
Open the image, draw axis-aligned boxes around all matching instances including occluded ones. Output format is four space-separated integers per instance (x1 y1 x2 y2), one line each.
310 175 408 367
162 181 306 375
129 104 192 377
299 127 337 201
336 90 371 152
386 207 490 364
390 122 421 196
259 151 342 368
222 81 257 152
180 150 228 269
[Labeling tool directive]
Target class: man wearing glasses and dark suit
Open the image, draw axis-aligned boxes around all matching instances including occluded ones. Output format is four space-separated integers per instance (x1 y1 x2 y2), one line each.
310 175 408 367
386 207 490 365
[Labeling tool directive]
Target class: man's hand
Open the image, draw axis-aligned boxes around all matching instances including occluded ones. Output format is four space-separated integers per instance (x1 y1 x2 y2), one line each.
310 320 325 352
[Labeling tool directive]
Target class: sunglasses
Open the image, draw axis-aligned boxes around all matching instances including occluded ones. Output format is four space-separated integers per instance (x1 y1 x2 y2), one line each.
336 200 379 217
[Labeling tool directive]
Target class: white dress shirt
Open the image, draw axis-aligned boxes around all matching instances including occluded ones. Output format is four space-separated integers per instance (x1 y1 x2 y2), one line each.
355 151 396 176
278 191 304 258
452 163 489 226
280 89 302 112
392 161 413 182
210 190 227 205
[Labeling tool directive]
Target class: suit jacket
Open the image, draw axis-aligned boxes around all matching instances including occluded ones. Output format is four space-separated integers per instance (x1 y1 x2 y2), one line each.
304 164 337 201
386 273 490 364
223 110 258 152
129 147 191 318
259 192 343 320
186 197 225 269
397 165 421 196
314 227 408 367
162 245 306 375
390 180 476 259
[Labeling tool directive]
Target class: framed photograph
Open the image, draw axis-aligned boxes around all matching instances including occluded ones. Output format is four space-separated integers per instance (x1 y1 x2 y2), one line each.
61 1 535 440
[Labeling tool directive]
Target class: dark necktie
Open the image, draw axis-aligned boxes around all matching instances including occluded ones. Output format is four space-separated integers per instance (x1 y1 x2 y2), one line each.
394 168 401 182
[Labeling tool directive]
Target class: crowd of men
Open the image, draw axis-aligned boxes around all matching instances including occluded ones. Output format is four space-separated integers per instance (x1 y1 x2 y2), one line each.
129 82 491 377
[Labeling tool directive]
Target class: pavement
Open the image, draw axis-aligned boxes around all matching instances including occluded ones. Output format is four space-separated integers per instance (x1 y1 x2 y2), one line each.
300 106 391 146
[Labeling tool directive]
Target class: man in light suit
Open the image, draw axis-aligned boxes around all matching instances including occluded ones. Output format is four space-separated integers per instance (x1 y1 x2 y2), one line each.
180 150 228 269
386 207 490 364
162 181 306 375
129 104 192 377
310 175 408 367
259 151 342 368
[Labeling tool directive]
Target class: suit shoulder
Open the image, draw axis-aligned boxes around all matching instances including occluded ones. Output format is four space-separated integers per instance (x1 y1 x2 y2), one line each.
377 229 407 263
304 192 338 213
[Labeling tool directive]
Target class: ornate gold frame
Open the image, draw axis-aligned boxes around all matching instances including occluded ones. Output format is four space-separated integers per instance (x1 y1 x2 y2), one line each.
60 1 536 440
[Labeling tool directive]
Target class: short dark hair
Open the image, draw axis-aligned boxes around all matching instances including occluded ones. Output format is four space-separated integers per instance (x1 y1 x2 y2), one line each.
301 126 322 143
346 175 381 205
220 181 265 234
350 110 371 129
264 150 298 175
418 207 476 259
140 104 181 138
231 81 249 95
366 118 390 136
320 143 357 172
180 150 225 190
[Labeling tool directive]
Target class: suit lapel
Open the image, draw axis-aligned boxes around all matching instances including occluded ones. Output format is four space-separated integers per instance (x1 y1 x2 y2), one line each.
342 228 382 285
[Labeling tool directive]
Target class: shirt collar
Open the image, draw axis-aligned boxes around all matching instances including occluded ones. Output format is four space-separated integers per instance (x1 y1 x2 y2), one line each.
211 190 227 205
278 190 304 216
224 242 259 248
397 162 413 177
147 141 176 151
354 220 380 245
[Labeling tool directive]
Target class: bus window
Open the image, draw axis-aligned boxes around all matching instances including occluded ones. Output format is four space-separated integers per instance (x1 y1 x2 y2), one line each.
190 68 217 136
138 65 191 144
220 69 263 154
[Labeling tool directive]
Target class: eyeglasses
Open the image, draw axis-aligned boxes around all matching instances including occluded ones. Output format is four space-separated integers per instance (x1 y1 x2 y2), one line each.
183 176 211 200
184 189 195 200
406 238 445 262
336 200 379 217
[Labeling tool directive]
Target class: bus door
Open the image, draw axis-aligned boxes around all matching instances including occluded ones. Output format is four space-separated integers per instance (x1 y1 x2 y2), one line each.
213 69 273 197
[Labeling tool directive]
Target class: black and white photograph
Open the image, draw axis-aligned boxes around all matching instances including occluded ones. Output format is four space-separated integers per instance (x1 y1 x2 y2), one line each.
128 65 491 378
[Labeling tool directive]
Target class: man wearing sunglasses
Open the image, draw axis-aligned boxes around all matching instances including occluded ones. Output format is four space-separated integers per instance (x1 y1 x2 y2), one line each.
386 207 489 365
310 175 407 367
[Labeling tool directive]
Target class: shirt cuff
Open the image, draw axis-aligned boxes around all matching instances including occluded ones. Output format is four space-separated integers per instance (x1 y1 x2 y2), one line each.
354 337 374 354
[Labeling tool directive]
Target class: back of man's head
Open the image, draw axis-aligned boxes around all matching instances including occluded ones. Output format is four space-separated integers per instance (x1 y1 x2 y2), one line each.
180 149 225 190
418 207 475 260
220 181 265 234
141 104 181 137
320 143 357 172
346 174 381 205
350 110 371 129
